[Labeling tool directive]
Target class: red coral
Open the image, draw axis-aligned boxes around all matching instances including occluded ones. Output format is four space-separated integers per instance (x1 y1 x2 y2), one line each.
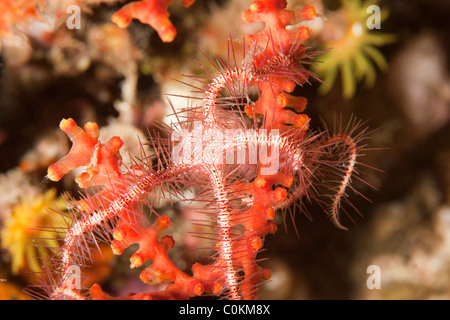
46 119 126 213
243 0 317 133
37 0 375 301
47 118 124 188
0 0 40 38
112 0 196 42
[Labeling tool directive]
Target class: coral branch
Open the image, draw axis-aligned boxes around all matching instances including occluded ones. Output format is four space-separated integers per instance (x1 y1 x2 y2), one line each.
112 0 195 42
33 0 378 301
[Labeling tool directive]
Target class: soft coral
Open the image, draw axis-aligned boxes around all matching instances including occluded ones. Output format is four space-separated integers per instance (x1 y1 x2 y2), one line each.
38 0 374 301
112 0 195 42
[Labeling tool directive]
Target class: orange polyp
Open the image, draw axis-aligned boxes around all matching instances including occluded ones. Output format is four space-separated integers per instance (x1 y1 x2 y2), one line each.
292 96 308 113
112 228 125 241
296 26 311 42
111 240 124 255
59 118 76 132
251 236 263 251
89 283 108 299
267 221 277 234
111 11 130 29
254 176 266 188
294 114 310 130
108 136 124 153
277 93 289 107
250 1 265 13
301 6 317 21
154 215 171 235
130 252 145 269
47 163 64 182
158 25 177 43
212 282 223 295
193 282 204 296
278 93 307 112
245 104 255 119
271 187 287 202
283 80 296 93
283 175 294 188
160 235 175 251
265 207 275 220
84 122 100 141
140 267 176 285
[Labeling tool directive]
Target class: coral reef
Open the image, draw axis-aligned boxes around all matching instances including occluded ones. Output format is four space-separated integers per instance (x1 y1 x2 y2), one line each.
1 0 450 303
39 1 368 300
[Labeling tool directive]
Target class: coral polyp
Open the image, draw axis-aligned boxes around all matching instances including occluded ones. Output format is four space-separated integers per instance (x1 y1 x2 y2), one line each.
1 189 67 274
313 0 395 98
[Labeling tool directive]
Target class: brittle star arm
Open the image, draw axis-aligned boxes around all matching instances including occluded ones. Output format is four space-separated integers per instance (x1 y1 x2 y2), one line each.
49 163 195 300
206 164 242 300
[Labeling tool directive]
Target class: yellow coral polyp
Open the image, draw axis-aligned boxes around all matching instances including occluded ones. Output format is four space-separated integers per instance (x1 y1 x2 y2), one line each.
1 188 67 274
313 0 396 98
